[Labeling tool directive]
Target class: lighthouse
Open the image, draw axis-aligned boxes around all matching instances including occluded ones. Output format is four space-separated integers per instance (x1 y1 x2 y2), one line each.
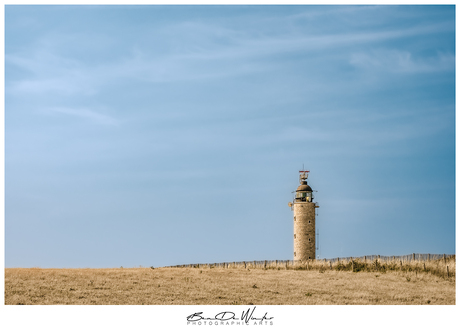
288 170 319 261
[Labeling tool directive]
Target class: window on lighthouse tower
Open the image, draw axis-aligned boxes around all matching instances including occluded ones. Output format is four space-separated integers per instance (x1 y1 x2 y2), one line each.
296 192 312 202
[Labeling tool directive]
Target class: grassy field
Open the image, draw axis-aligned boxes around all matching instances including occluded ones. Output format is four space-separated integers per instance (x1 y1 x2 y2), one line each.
5 262 455 305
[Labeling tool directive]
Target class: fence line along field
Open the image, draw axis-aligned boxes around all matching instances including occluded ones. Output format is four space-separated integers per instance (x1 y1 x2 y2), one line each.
5 255 455 305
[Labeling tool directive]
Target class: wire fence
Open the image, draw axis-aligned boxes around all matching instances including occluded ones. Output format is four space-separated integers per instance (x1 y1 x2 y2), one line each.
166 253 455 269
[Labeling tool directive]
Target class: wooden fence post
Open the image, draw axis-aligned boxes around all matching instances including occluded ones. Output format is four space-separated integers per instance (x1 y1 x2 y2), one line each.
400 261 402 271
264 260 267 269
447 266 449 278
443 254 446 264
428 254 430 261
351 260 354 272
330 261 332 270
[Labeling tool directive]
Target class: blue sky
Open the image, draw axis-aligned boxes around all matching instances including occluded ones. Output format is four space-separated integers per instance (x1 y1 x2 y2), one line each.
5 5 455 268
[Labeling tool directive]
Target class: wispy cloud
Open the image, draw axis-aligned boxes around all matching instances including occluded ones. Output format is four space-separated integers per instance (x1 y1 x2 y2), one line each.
6 13 453 97
44 107 119 126
6 51 97 96
349 49 454 73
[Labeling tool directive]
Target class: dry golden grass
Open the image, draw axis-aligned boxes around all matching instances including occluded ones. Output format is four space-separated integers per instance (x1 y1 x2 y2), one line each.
5 264 455 305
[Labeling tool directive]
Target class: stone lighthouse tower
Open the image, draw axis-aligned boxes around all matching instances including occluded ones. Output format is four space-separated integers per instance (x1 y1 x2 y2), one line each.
288 170 319 261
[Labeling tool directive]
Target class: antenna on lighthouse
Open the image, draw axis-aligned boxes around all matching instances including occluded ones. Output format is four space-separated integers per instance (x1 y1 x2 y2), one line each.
299 170 309 183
